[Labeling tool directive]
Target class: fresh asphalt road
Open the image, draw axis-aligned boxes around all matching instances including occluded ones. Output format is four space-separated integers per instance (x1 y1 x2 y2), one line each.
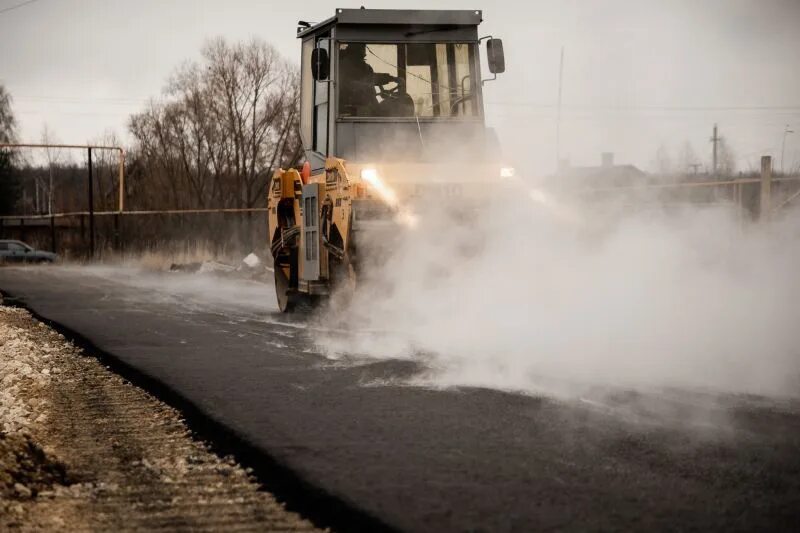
1 265 799 532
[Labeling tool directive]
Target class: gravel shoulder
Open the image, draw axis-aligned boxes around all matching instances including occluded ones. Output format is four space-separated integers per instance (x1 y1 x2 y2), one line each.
0 304 321 532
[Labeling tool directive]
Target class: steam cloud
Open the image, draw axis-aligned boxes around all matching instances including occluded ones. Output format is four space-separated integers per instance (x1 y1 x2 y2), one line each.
315 186 800 400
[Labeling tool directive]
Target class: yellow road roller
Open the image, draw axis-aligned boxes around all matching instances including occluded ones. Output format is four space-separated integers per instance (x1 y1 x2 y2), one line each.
268 8 507 311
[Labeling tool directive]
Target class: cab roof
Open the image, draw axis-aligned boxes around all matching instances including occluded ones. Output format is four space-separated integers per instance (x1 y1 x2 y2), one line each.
297 8 484 38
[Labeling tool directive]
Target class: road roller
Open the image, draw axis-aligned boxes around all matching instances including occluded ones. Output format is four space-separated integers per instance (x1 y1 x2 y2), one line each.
267 8 508 311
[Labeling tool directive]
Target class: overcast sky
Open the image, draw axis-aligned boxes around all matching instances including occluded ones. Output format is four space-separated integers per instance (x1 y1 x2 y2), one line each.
1 0 799 174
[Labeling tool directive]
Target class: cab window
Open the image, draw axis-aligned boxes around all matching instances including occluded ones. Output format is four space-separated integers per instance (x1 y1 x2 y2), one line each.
338 42 478 118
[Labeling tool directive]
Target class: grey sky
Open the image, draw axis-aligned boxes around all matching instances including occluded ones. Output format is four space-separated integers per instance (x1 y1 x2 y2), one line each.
1 0 799 174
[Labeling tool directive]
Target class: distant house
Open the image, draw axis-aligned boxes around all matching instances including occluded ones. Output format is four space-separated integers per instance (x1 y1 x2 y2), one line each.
554 153 646 187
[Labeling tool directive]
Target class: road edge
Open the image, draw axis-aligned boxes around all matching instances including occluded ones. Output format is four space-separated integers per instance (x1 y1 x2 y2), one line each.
0 288 398 533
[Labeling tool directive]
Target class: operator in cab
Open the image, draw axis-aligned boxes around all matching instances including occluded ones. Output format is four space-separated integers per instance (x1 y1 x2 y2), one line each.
339 43 406 116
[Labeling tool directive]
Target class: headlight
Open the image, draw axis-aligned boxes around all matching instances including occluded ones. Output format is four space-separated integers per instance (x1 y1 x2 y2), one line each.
500 167 516 178
360 167 378 182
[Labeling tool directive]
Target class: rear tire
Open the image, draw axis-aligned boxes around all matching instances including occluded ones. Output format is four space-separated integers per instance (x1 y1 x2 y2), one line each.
274 266 296 313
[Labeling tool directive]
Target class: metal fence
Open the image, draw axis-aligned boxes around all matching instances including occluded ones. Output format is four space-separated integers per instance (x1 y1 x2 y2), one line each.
2 155 798 259
0 208 270 260
1 142 272 259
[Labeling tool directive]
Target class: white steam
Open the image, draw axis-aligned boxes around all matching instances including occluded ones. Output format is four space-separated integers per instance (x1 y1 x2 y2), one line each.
316 187 800 399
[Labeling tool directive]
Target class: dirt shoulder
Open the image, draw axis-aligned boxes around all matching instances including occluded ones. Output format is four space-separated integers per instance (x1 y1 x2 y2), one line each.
0 305 321 531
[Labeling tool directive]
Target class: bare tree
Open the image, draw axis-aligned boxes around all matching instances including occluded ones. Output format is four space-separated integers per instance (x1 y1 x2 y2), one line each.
0 150 18 214
0 84 16 144
86 131 122 211
129 38 302 211
652 143 674 175
39 124 63 214
0 84 21 214
717 137 737 176
678 141 700 175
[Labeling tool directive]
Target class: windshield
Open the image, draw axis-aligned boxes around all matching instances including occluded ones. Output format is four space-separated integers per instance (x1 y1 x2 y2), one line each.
338 42 478 119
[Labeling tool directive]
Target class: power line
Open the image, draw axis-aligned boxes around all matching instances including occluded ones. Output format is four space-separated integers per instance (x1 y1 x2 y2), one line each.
16 95 149 106
486 102 800 112
15 108 135 117
12 94 800 114
0 0 41 16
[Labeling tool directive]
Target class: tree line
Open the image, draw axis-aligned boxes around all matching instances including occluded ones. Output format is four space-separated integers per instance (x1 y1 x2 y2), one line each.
0 84 20 215
0 37 303 217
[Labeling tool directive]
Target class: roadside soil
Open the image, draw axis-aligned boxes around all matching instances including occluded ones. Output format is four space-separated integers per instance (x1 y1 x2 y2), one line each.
0 304 321 531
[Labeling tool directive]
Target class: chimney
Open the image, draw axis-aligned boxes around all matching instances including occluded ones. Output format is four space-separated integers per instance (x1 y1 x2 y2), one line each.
601 152 614 168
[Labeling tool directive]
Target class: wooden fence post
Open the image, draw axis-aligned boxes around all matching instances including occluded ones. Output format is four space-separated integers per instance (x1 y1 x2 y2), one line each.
760 155 772 221
50 215 57 253
114 213 122 255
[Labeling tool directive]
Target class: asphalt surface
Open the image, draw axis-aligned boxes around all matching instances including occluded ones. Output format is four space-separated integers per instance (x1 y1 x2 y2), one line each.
1 265 799 532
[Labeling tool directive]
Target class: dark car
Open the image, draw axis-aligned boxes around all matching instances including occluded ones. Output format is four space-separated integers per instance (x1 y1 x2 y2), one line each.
0 240 58 263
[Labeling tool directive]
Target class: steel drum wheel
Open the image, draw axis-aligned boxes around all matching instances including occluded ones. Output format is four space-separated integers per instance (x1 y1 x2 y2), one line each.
274 266 294 313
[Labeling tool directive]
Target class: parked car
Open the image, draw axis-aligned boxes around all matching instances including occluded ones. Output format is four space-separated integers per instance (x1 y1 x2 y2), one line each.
0 240 58 263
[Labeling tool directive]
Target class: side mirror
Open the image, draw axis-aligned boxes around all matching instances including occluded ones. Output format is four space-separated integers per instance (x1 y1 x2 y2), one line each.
486 38 505 74
311 47 329 81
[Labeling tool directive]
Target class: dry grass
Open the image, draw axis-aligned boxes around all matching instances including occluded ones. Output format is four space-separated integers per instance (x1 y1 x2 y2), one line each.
60 241 246 271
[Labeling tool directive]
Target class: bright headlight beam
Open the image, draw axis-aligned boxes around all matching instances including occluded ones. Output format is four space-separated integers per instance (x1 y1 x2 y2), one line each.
359 167 418 228
360 167 399 208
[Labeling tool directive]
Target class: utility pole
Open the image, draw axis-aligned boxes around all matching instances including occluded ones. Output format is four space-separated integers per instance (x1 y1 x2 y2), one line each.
710 123 720 176
781 124 794 174
555 46 564 173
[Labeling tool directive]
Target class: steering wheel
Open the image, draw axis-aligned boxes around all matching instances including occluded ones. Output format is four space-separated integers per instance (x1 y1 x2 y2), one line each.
376 77 405 100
